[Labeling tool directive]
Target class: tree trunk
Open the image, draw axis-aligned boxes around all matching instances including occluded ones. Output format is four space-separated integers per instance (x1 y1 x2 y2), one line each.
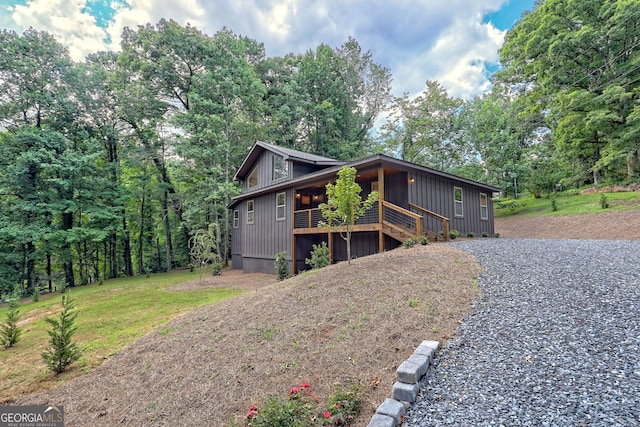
61 211 75 288
122 217 134 276
627 151 640 178
161 190 173 272
137 193 146 275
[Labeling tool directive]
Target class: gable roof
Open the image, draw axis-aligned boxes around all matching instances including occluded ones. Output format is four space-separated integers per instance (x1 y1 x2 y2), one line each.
234 141 345 181
229 153 500 208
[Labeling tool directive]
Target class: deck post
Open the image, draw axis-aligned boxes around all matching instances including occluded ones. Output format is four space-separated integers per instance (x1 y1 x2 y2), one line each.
328 232 334 264
378 168 385 252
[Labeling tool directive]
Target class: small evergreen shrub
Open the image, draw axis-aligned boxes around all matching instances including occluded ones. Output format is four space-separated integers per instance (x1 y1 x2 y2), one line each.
551 197 558 212
41 295 82 373
0 291 22 348
402 237 417 248
305 242 330 270
275 251 290 281
467 232 475 238
494 232 501 238
211 262 223 276
32 285 40 302
481 231 488 237
417 235 429 245
600 193 609 209
449 230 460 240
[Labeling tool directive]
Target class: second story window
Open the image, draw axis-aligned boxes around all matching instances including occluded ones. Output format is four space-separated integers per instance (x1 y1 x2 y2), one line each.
248 166 258 189
272 155 288 181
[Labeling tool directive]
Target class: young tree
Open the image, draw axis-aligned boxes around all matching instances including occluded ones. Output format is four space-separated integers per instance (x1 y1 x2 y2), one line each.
41 295 82 373
0 291 22 348
319 166 378 264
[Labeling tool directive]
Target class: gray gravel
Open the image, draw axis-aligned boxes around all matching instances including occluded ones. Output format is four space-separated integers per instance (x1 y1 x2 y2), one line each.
405 238 640 427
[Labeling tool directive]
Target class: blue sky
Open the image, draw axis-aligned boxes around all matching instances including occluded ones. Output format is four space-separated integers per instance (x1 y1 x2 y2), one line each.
0 0 535 100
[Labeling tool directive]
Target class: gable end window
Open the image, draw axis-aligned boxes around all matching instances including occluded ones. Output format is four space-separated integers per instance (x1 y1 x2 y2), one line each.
480 193 488 220
272 155 288 181
276 192 286 221
247 200 254 224
233 210 240 228
248 166 258 189
454 187 463 217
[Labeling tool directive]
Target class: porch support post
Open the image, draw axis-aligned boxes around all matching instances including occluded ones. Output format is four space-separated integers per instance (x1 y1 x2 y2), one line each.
378 167 385 253
292 234 297 274
328 232 334 264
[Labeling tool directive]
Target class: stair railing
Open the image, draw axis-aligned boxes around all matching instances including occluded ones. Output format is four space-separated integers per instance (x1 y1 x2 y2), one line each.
409 203 450 241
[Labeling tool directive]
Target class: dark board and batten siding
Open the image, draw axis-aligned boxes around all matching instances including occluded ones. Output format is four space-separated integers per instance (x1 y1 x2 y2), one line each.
239 190 293 273
408 171 494 236
243 152 292 192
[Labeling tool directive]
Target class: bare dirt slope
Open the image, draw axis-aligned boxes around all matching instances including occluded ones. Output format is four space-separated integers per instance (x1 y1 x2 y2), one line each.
495 209 640 240
14 245 481 427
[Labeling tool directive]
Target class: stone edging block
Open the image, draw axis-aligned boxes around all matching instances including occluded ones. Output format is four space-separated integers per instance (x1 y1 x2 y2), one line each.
366 340 440 427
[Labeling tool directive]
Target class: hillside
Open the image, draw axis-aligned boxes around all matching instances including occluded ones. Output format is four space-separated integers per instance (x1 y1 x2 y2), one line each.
12 244 481 426
496 209 640 240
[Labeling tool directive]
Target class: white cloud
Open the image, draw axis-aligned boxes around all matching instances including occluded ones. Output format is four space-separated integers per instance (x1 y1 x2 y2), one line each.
9 0 110 60
1 0 517 99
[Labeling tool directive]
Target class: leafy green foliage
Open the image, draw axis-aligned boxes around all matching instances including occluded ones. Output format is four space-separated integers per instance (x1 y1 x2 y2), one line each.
242 381 362 426
0 292 21 348
448 230 460 240
600 194 609 210
402 237 417 248
41 295 82 373
319 167 378 264
275 251 290 281
305 242 330 270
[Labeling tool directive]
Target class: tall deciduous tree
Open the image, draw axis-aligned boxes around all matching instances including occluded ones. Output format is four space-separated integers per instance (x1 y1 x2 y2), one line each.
319 166 378 264
499 0 640 183
380 81 463 170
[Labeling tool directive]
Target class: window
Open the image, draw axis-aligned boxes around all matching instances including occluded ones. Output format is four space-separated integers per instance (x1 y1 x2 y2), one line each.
480 193 488 220
247 200 254 224
454 187 463 217
276 192 286 221
248 166 258 189
233 210 239 228
272 155 288 181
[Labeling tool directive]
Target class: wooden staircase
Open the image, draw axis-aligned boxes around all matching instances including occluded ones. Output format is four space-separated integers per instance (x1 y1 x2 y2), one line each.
381 201 449 243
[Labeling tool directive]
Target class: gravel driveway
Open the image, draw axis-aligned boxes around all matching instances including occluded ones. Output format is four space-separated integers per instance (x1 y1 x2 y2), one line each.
405 238 640 427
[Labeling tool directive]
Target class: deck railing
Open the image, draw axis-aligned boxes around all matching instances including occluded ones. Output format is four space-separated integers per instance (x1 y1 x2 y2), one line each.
409 203 450 241
293 202 447 242
294 205 379 229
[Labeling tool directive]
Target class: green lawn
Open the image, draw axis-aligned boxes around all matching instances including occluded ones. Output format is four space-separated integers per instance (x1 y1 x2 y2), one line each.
495 190 640 218
0 270 244 401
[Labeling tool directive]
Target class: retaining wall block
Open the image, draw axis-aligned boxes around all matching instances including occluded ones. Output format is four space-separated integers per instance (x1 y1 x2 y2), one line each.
392 381 419 402
367 413 396 427
376 398 406 424
396 360 420 384
407 353 429 377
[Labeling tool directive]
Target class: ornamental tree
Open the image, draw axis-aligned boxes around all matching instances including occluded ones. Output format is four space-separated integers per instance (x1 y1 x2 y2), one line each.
319 166 378 264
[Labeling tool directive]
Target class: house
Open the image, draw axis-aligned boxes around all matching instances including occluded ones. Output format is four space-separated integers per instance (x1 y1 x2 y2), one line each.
229 141 500 274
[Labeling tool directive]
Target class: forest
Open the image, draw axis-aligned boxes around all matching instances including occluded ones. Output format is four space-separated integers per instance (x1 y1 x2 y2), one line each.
0 0 638 296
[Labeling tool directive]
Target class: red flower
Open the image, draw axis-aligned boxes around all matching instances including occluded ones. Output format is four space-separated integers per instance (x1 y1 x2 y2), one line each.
313 397 320 402
245 408 258 419
300 382 311 390
335 403 341 409
323 411 331 419
249 405 258 411
307 392 313 397
289 387 301 395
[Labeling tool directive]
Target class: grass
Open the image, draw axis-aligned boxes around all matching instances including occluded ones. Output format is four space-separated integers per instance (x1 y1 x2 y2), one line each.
495 190 640 218
0 270 244 402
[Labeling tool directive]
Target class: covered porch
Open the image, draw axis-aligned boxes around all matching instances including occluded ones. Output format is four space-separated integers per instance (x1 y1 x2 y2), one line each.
291 167 450 273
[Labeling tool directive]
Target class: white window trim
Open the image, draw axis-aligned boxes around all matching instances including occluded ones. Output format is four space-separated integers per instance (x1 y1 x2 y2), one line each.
233 210 240 228
275 192 286 221
480 193 488 220
454 187 463 218
247 200 254 224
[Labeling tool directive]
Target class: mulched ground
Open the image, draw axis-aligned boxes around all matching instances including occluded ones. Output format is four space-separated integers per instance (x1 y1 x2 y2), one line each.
10 209 638 426
495 209 640 240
